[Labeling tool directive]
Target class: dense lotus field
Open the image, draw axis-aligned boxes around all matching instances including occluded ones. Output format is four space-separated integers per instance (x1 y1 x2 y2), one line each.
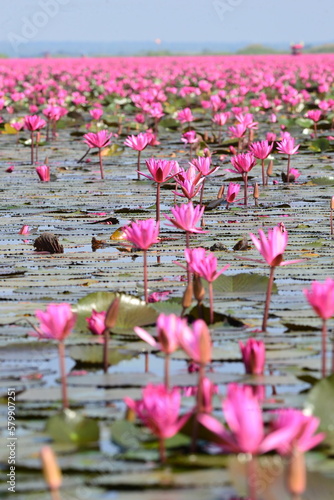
1 54 334 499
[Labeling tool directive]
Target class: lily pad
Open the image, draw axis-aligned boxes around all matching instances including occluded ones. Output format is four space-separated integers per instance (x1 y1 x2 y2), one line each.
211 273 278 295
74 292 158 335
308 138 330 152
46 408 99 445
306 374 334 450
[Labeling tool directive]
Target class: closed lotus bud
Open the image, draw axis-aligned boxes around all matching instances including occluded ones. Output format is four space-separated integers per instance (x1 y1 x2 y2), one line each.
182 282 193 309
217 185 225 200
331 196 334 210
267 160 274 177
253 182 259 200
40 446 62 491
104 297 120 330
44 156 49 165
198 321 212 365
193 274 205 303
287 447 306 496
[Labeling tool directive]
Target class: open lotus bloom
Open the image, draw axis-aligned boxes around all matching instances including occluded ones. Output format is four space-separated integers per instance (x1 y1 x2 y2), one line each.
198 384 298 455
35 303 76 341
249 226 302 267
303 278 334 321
134 313 188 354
124 219 160 250
269 408 325 455
124 384 192 440
164 202 206 234
84 130 112 149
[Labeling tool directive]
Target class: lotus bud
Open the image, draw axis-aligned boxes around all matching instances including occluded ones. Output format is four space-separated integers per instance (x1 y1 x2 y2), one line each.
40 446 62 491
193 274 205 303
217 185 225 200
253 182 259 206
104 297 120 330
287 447 306 497
182 282 193 309
267 159 274 177
198 322 212 365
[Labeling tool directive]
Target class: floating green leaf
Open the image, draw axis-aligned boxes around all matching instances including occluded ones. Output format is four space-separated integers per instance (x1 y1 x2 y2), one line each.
308 138 330 152
46 409 99 445
306 374 334 450
210 273 278 295
74 292 158 335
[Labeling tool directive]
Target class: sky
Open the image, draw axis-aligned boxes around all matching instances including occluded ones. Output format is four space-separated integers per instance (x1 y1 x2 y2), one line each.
0 0 333 45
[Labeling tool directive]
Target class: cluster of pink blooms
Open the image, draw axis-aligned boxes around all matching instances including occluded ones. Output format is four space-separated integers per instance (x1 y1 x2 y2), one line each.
8 54 334 497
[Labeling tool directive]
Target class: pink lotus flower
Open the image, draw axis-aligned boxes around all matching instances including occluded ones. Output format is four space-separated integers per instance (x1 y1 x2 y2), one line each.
135 113 145 124
84 130 112 149
135 313 187 354
277 137 300 156
177 107 194 123
144 129 160 146
124 132 149 151
141 158 179 222
124 219 160 250
226 153 256 206
184 377 217 413
250 226 302 331
270 409 325 455
249 140 273 186
235 113 258 130
174 165 204 200
142 158 177 183
147 291 171 302
228 123 247 139
303 279 334 321
19 225 30 235
212 112 229 127
266 132 276 143
250 226 300 268
86 309 106 335
184 248 229 324
227 153 257 175
35 303 76 341
124 132 150 181
164 202 206 234
24 115 46 132
198 384 296 455
249 140 273 159
24 115 47 165
189 157 219 177
226 182 240 204
239 338 266 375
178 319 211 365
306 110 322 122
36 165 50 182
184 247 229 283
289 168 301 180
89 108 103 120
83 130 112 179
181 130 199 145
11 121 24 131
124 219 160 302
124 384 192 461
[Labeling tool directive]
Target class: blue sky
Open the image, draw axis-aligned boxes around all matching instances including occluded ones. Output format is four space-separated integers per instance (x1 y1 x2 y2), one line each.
1 0 333 44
